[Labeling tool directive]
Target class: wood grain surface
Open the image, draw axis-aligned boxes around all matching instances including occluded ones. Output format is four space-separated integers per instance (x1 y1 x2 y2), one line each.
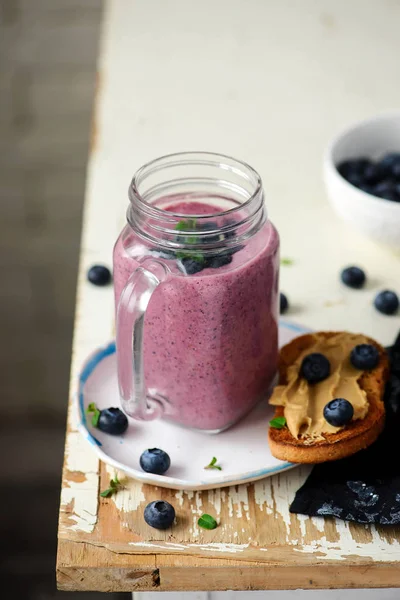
57 0 400 592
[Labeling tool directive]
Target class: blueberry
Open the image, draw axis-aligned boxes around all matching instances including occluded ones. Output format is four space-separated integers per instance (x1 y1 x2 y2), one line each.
179 257 204 275
373 180 397 201
350 344 380 370
280 292 289 314
205 254 233 269
87 265 112 286
144 500 175 530
97 408 128 435
379 152 400 176
358 184 374 195
374 290 399 315
222 218 237 239
337 158 369 179
340 266 366 289
345 172 364 187
323 398 354 427
198 221 222 243
300 353 331 383
392 162 400 180
363 163 384 185
140 448 171 475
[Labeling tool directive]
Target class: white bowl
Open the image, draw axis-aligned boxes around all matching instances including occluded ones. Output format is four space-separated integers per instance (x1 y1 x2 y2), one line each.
323 113 400 249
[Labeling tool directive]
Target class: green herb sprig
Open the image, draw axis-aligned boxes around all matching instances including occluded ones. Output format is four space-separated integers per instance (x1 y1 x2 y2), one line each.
269 416 287 429
204 456 222 471
281 257 294 266
198 513 218 530
100 474 124 498
86 402 101 427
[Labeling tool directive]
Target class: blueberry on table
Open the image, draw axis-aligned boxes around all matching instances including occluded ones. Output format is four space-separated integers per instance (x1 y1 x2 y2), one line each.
140 448 171 475
98 407 128 435
280 292 289 314
300 353 331 383
323 398 354 427
144 500 175 529
350 344 380 370
340 266 366 289
374 290 399 315
87 265 112 286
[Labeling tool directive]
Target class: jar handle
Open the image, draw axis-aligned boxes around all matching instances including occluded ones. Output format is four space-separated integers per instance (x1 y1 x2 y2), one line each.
116 259 169 421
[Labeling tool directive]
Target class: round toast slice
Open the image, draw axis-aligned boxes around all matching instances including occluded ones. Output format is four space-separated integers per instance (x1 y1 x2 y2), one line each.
268 332 389 464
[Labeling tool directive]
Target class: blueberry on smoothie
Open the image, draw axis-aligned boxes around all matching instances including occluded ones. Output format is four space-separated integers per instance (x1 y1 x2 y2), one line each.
179 257 204 275
140 448 171 475
205 254 233 269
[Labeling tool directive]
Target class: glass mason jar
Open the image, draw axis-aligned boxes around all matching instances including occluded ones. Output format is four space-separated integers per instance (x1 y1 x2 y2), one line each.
113 152 280 433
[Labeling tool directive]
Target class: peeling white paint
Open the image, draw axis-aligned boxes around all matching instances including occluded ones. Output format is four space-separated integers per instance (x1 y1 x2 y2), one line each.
190 543 249 554
65 431 99 474
106 465 145 512
207 488 222 516
227 485 249 520
60 473 99 533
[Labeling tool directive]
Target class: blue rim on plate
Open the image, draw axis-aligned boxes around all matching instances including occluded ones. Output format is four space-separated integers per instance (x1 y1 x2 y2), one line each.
75 319 308 490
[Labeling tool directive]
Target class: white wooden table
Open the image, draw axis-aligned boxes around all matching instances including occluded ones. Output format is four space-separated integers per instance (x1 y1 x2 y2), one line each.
57 1 400 596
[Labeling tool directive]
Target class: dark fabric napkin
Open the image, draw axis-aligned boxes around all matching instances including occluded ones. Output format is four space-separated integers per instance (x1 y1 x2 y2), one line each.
290 332 400 525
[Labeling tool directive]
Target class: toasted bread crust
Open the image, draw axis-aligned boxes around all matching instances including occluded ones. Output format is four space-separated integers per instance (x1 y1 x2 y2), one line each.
268 332 389 464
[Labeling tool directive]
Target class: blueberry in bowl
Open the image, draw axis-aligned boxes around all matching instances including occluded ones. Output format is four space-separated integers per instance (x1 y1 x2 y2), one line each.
323 113 400 249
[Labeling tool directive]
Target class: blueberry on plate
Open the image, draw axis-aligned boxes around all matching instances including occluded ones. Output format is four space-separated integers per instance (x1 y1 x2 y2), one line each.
350 344 380 370
140 448 171 475
374 290 399 315
87 265 112 286
300 353 331 383
97 408 128 435
323 398 354 427
144 500 175 529
280 292 289 314
340 266 366 289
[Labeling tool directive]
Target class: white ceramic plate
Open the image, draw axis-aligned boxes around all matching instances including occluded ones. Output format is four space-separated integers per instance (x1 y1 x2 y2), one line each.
75 320 308 490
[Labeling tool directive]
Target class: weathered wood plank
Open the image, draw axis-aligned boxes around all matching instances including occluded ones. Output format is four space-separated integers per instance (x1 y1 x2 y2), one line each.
57 0 400 592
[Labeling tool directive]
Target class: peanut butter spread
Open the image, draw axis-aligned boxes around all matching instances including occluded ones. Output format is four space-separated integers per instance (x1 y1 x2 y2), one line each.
269 332 370 442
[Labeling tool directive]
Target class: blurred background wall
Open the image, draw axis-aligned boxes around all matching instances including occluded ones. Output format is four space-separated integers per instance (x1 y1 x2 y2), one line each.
0 1 126 597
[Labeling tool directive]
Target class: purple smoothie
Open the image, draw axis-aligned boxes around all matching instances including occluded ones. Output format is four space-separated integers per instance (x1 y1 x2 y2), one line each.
113 201 279 431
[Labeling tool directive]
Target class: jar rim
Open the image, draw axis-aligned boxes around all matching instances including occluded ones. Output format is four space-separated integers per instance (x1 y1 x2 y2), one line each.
129 151 263 219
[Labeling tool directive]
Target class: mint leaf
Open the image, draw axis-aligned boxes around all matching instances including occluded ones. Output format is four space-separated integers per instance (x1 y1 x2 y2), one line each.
176 251 204 263
175 218 196 231
204 457 222 471
269 416 287 429
100 474 123 498
198 513 218 530
281 257 294 266
86 402 100 427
